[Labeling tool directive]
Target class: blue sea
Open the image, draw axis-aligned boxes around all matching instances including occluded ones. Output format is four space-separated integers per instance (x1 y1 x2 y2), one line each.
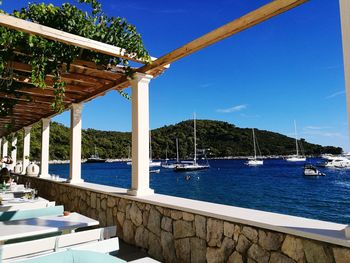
49 158 350 224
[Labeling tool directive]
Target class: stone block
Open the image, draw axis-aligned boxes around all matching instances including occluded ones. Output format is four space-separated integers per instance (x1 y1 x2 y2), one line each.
123 219 135 244
333 247 350 263
118 198 127 212
228 251 243 263
107 197 115 208
161 231 176 263
224 222 235 238
207 218 224 247
195 215 206 240
117 212 125 227
148 231 164 262
221 237 235 261
156 206 164 214
171 210 183 220
183 212 195 221
143 210 149 227
125 204 131 219
247 244 269 263
101 198 107 210
206 247 224 263
242 226 258 243
90 192 96 209
129 202 143 226
270 252 296 263
164 208 171 217
281 236 305 262
147 207 161 236
190 237 206 263
302 240 333 263
161 216 173 232
258 230 284 251
175 238 191 263
135 226 149 249
174 220 195 239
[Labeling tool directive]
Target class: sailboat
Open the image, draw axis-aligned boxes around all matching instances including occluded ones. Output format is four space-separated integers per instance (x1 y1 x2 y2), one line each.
174 113 210 172
86 146 106 163
286 121 306 162
162 139 179 169
149 131 161 167
245 128 263 166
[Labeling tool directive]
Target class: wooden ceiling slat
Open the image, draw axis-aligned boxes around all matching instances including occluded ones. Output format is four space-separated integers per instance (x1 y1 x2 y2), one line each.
10 62 112 86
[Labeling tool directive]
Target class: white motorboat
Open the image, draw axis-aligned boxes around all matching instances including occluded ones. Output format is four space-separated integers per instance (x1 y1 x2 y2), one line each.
246 128 263 166
319 155 350 168
149 160 161 167
303 164 325 176
174 162 209 172
174 113 209 172
286 121 306 162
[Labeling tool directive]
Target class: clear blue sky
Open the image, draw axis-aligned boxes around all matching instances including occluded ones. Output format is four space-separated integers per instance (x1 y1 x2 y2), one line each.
2 0 349 150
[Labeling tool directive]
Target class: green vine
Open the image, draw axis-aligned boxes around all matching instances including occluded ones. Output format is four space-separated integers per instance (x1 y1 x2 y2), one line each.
0 0 149 116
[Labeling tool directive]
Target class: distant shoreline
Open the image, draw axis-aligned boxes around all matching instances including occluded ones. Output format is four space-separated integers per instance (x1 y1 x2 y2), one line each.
45 155 327 164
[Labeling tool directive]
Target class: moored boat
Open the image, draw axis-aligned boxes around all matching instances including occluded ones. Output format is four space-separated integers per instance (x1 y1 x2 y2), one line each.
173 113 209 172
303 164 325 176
245 128 263 166
286 121 306 163
86 146 106 163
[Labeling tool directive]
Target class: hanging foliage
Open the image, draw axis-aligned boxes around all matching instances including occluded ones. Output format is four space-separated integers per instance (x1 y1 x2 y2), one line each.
0 0 150 115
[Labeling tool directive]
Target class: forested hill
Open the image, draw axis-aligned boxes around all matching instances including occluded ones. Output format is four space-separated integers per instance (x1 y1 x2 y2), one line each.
11 120 342 160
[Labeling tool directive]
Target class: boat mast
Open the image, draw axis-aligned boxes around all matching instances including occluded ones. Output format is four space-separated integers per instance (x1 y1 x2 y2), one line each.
193 113 197 164
165 142 168 162
176 138 179 163
252 128 257 160
294 120 299 156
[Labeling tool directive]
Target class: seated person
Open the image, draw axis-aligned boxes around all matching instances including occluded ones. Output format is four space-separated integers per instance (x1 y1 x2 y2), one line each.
0 167 11 184
1 156 13 170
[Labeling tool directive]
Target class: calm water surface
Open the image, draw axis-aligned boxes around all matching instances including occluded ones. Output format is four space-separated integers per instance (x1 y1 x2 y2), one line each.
49 158 350 224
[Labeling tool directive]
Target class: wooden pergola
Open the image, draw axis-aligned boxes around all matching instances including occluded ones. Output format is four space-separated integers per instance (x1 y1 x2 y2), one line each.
0 0 330 196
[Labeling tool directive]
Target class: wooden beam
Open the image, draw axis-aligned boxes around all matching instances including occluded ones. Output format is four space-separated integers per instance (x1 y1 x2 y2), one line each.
0 13 157 64
139 0 308 74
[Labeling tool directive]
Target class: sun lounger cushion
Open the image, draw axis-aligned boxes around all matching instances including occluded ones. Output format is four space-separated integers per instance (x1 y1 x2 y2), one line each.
0 205 64 221
16 250 126 263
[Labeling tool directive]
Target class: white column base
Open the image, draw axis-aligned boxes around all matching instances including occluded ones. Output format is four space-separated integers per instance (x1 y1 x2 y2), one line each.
68 178 84 184
127 188 154 196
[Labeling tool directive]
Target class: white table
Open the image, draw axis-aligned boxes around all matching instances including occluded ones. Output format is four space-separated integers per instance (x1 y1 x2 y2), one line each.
0 197 53 212
0 212 99 243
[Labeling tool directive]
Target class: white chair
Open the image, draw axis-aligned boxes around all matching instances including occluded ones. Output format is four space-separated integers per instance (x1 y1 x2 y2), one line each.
0 226 118 262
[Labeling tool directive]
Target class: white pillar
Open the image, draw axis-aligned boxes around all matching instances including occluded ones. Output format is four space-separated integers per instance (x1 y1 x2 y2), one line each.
127 73 154 196
22 126 31 174
39 118 50 177
2 139 8 158
0 138 2 158
69 103 84 183
11 137 17 170
340 0 350 140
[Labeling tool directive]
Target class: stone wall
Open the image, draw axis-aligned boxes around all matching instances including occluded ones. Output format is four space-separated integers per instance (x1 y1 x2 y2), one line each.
20 176 350 263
